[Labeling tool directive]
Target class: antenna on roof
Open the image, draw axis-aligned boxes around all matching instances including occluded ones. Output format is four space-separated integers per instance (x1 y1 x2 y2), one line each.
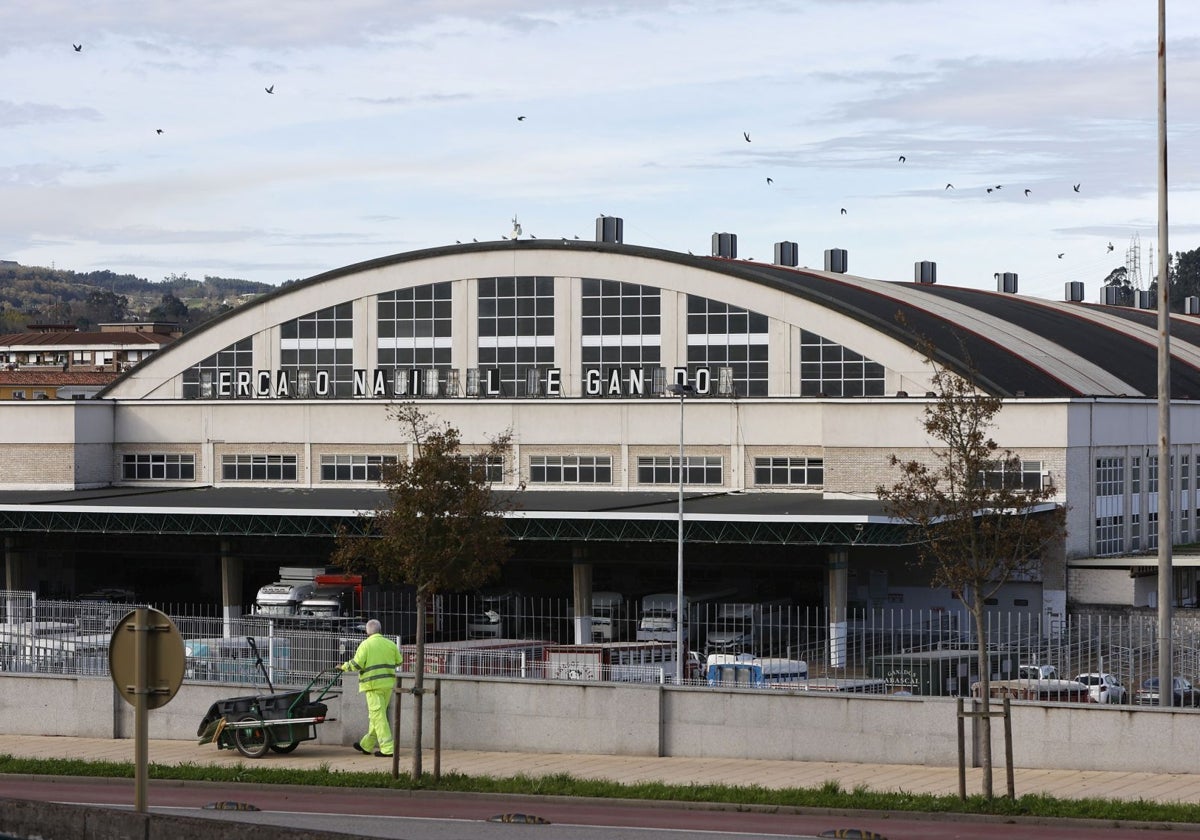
511 215 523 240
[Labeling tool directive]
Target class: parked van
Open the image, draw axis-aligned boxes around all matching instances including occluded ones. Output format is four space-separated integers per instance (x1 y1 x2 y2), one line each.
636 588 737 645
589 591 626 642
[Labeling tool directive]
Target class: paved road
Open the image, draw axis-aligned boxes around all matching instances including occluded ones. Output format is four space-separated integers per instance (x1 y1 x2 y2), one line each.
6 776 1195 840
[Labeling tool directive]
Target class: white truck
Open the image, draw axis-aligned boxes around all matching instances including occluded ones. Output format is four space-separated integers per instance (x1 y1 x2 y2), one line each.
636 588 737 646
703 599 789 656
589 591 626 642
466 591 527 639
252 566 326 617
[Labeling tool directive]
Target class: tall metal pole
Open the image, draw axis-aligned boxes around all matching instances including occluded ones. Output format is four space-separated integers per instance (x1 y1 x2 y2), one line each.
668 383 692 684
676 389 686 685
1156 0 1174 707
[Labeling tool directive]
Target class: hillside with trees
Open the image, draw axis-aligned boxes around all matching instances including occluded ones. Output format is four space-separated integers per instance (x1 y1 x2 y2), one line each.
0 262 276 333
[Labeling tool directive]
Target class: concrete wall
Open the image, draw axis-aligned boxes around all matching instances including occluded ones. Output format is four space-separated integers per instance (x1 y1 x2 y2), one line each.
8 671 1200 774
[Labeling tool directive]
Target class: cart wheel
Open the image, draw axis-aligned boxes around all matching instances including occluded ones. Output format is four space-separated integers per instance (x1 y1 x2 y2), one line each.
233 715 272 759
269 739 300 754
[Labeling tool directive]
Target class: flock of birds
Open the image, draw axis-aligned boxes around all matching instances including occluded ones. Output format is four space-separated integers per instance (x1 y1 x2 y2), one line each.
741 130 1101 261
69 40 1110 264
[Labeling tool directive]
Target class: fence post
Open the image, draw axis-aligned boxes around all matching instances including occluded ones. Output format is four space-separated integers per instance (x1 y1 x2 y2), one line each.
267 621 275 687
1003 695 1014 800
433 678 441 782
956 696 966 800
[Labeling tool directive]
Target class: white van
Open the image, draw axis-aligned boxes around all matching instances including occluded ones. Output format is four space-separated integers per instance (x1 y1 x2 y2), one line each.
590 591 626 642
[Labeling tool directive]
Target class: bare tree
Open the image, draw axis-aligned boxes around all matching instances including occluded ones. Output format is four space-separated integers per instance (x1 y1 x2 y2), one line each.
876 354 1065 799
333 402 521 779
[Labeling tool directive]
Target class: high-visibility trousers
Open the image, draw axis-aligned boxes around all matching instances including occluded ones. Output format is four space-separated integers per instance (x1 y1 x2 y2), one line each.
359 688 393 755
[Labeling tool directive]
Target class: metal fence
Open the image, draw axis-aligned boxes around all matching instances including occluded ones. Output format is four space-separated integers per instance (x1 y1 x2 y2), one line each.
2 589 1197 699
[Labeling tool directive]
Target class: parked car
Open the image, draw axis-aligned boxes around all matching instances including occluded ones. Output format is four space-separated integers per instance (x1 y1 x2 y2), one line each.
1073 672 1127 704
1134 676 1200 706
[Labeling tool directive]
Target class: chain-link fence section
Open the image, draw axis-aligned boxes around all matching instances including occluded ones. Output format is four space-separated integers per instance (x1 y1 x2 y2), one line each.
1 589 1196 698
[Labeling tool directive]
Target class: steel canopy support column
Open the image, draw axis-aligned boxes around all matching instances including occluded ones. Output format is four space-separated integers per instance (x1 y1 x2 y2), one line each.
828 548 849 669
572 549 593 645
219 539 242 640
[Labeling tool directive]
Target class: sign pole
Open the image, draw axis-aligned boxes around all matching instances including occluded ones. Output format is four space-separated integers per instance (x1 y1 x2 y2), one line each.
133 606 149 813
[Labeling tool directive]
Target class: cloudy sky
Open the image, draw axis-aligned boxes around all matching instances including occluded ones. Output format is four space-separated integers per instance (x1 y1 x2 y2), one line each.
1 1 1198 300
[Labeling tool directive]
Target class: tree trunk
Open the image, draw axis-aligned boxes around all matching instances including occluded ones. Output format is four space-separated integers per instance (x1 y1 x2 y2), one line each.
971 599 993 799
412 590 426 780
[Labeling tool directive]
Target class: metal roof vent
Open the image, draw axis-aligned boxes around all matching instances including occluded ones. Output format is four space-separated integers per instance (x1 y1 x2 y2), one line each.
914 261 936 284
1187 296 1200 315
1138 290 1155 309
1101 286 1121 305
1065 281 1085 302
996 272 1018 294
825 248 848 273
595 215 623 243
774 241 798 267
712 232 737 258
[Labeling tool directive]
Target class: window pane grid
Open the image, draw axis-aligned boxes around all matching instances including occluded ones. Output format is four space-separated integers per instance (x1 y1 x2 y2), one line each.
529 455 613 484
221 454 298 481
753 456 824 487
320 454 396 482
636 456 722 485
799 330 885 397
686 295 768 397
121 453 195 481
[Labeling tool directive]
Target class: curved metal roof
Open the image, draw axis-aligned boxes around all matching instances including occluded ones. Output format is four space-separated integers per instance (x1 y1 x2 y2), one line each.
99 238 1200 400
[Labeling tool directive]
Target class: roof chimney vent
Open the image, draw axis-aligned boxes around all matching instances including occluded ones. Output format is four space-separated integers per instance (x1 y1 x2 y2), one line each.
996 272 1018 294
595 215 623 244
1186 296 1200 315
774 241 798 267
825 248 848 273
914 261 936 284
1065 281 1085 302
712 232 737 258
1138 290 1154 309
1101 286 1122 305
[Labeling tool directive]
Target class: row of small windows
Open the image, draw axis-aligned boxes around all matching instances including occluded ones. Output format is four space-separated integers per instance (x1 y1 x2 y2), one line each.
121 452 827 488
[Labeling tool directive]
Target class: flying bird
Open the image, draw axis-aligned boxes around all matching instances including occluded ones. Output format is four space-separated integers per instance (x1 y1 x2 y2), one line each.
945 183 954 190
766 177 773 185
898 155 905 162
1058 253 1065 259
743 131 751 142
986 188 994 193
1108 242 1115 252
73 43 82 52
265 85 274 94
517 115 526 121
155 129 163 134
1073 183 1081 193
994 185 1002 190
1024 189 1031 196
840 208 847 215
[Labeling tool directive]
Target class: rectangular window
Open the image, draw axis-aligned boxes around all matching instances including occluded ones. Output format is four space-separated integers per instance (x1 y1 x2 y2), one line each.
753 457 824 486
122 453 196 481
529 455 613 484
319 454 396 482
33 390 48 400
1095 457 1124 497
11 391 25 400
979 459 1044 491
1094 515 1124 556
221 454 298 481
637 456 722 485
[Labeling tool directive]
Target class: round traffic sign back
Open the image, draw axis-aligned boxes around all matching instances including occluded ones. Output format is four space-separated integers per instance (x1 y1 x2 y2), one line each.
109 608 186 709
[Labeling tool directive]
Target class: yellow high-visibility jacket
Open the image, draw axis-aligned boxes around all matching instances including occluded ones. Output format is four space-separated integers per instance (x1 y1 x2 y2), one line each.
342 632 402 693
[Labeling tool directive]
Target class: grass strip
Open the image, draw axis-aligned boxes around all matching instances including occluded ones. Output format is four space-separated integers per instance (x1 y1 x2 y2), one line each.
1 754 1198 825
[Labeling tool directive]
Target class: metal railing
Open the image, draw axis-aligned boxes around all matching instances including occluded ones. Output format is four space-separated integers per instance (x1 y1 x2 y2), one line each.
2 589 1198 699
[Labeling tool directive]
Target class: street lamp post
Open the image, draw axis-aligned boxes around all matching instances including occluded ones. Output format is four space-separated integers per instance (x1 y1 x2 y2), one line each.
667 382 694 684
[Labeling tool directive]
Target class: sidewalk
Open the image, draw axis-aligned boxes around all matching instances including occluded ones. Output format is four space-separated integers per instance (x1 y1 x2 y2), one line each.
3 734 1200 806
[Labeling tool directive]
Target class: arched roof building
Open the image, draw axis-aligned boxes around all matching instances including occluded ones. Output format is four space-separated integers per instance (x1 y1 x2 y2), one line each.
3 223 1199 620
